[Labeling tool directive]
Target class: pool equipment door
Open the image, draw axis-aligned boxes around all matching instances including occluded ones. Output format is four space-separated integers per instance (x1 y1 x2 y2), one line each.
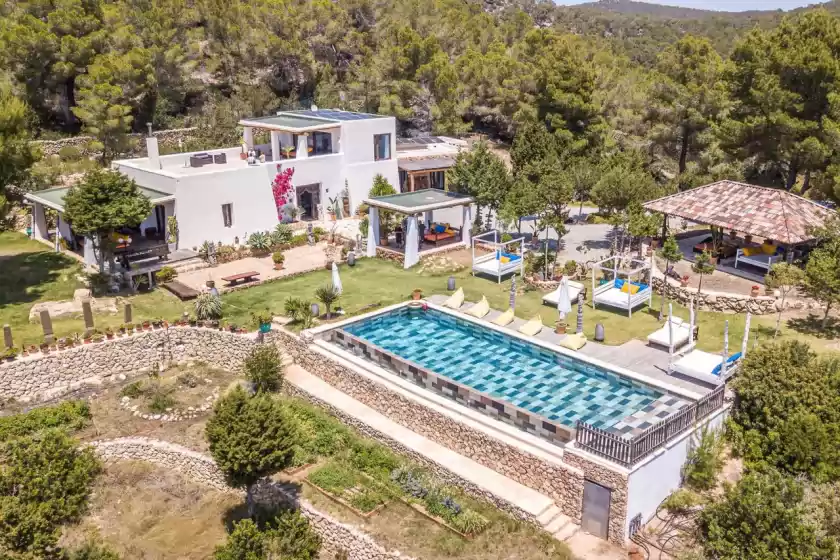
581 480 611 539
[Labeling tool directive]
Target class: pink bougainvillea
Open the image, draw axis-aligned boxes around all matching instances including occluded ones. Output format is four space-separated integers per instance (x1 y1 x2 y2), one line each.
271 166 295 220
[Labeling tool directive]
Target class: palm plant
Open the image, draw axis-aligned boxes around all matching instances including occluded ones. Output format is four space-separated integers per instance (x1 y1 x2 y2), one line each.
247 231 272 254
272 223 294 246
195 293 223 320
314 284 340 319
284 296 313 328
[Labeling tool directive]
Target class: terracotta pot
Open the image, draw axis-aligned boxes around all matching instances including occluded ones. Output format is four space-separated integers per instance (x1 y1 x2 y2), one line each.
680 280 690 288
274 263 283 270
750 288 760 297
555 322 567 335
412 290 422 301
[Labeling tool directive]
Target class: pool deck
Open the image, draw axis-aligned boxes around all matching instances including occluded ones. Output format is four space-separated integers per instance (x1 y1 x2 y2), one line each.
426 295 713 397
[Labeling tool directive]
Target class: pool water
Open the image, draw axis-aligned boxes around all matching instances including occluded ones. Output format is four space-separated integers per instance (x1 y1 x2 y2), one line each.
344 307 665 429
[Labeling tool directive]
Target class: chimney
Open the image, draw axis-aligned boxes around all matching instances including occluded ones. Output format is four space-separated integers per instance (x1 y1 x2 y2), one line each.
146 122 160 170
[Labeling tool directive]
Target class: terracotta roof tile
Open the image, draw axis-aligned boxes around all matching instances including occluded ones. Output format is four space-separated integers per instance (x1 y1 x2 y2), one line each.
643 180 835 245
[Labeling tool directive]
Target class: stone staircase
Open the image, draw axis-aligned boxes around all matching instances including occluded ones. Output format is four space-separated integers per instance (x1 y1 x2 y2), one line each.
169 256 208 274
536 503 579 542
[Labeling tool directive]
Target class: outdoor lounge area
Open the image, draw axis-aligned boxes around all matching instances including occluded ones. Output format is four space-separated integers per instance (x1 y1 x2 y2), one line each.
644 180 835 280
364 188 474 268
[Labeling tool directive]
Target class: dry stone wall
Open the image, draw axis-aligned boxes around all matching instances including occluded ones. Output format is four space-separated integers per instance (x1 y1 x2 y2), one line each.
93 437 412 560
651 277 778 315
271 330 595 534
33 128 197 158
0 328 257 402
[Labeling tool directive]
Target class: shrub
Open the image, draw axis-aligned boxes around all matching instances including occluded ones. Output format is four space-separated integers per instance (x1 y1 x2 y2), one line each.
148 391 178 413
682 427 725 491
272 223 294 245
314 284 340 318
284 296 314 328
85 272 112 296
195 293 223 320
58 145 82 162
154 265 177 283
350 440 401 478
118 381 144 399
285 399 353 459
244 344 283 393
500 232 513 243
451 509 489 535
178 371 200 388
699 470 831 560
67 541 121 560
359 215 369 238
349 488 385 513
563 259 577 276
662 488 703 514
0 401 90 442
391 467 428 498
308 462 356 495
729 340 840 482
269 508 321 559
272 251 285 265
247 231 272 253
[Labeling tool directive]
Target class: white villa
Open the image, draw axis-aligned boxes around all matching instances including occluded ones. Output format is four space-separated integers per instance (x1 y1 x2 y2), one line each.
25 109 466 269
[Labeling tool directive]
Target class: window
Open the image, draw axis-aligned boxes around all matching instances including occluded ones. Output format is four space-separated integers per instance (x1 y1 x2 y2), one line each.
222 203 233 228
374 133 391 161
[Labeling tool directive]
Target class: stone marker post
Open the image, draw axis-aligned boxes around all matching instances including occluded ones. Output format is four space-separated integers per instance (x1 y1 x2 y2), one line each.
3 325 12 349
40 310 54 344
124 303 133 325
82 299 95 336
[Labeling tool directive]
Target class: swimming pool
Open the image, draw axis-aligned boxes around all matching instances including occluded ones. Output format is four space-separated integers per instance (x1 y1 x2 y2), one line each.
338 306 687 434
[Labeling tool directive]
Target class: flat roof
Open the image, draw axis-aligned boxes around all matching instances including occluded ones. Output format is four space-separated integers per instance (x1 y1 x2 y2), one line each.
364 188 473 213
398 157 456 172
25 185 173 213
239 109 386 133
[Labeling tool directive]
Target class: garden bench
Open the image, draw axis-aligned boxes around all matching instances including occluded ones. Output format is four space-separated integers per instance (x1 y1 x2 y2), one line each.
221 271 260 286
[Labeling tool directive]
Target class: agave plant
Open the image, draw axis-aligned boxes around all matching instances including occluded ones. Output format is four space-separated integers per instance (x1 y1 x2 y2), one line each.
247 231 272 254
271 223 294 246
195 293 223 320
314 284 340 319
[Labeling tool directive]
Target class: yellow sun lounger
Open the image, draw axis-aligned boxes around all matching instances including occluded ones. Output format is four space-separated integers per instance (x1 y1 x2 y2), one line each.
518 315 543 336
465 296 490 318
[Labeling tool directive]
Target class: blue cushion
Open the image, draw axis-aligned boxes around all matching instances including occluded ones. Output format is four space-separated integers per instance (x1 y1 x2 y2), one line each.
615 279 625 289
635 283 649 292
711 363 722 376
711 352 742 376
435 224 446 233
501 252 521 261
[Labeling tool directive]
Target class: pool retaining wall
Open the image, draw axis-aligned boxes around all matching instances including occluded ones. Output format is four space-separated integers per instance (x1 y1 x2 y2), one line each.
271 328 635 545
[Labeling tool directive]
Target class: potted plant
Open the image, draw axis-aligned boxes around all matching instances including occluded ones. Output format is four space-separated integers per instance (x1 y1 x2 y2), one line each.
71 333 81 347
228 323 238 333
680 275 690 288
40 342 50 354
28 344 37 355
555 319 567 335
751 285 761 297
252 310 272 333
91 332 104 343
151 318 163 329
744 234 753 245
57 337 67 350
134 323 143 333
142 320 150 330
83 332 92 344
206 279 216 289
272 251 285 270
412 288 423 301
105 327 114 340
118 324 127 336
189 317 197 327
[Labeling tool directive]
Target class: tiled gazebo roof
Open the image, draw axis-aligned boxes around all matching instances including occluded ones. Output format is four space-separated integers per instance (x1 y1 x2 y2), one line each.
644 180 835 245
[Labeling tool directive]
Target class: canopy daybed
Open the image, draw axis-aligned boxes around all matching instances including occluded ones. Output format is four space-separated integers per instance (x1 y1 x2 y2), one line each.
471 231 525 283
666 302 752 386
590 255 652 317
647 315 693 349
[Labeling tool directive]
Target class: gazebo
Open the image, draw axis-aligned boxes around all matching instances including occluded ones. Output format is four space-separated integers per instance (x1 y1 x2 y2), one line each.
363 188 474 268
644 180 835 277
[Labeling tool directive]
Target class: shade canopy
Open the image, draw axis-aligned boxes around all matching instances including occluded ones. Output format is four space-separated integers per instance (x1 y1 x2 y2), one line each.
398 157 456 172
364 188 474 214
25 185 174 213
644 180 835 245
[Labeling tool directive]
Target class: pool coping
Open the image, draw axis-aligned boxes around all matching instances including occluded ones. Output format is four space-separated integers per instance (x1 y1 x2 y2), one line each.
306 299 705 403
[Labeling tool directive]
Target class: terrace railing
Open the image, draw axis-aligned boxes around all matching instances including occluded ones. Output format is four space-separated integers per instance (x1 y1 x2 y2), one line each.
575 384 726 468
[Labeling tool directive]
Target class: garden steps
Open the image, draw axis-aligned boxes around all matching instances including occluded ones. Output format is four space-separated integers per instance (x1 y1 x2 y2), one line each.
170 257 208 274
537 504 578 541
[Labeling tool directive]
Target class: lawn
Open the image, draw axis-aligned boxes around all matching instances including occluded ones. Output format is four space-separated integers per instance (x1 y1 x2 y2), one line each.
1 231 837 354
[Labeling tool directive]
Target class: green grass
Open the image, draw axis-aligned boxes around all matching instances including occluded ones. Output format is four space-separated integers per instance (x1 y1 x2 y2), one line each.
0 231 835 353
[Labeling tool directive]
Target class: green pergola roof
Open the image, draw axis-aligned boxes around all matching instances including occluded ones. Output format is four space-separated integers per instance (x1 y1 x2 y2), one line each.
363 188 474 214
239 114 340 132
25 185 173 213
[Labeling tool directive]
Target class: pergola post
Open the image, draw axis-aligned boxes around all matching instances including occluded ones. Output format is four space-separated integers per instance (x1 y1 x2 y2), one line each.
243 126 254 150
33 202 49 243
296 133 309 159
270 131 281 161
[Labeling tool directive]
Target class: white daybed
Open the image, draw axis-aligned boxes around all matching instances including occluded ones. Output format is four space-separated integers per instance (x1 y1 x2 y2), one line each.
673 350 742 385
734 248 782 271
647 316 692 349
471 231 525 283
542 280 585 306
590 256 653 317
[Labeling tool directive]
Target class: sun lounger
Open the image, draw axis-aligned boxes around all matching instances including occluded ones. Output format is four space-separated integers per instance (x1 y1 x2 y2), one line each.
647 316 693 349
518 315 543 336
465 296 490 318
542 280 586 306
442 287 464 309
492 308 515 327
673 350 742 385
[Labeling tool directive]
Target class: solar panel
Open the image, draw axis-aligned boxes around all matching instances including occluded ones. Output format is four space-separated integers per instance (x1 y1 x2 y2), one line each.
396 136 446 147
289 109 384 121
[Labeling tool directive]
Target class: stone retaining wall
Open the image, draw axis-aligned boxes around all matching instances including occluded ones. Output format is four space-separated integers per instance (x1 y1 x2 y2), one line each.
651 277 778 315
92 437 412 560
33 128 198 158
0 328 257 402
270 330 602 537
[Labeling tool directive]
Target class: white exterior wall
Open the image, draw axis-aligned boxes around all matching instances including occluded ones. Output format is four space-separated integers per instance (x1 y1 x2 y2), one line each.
624 405 730 537
277 154 344 214
174 165 278 249
340 118 400 212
